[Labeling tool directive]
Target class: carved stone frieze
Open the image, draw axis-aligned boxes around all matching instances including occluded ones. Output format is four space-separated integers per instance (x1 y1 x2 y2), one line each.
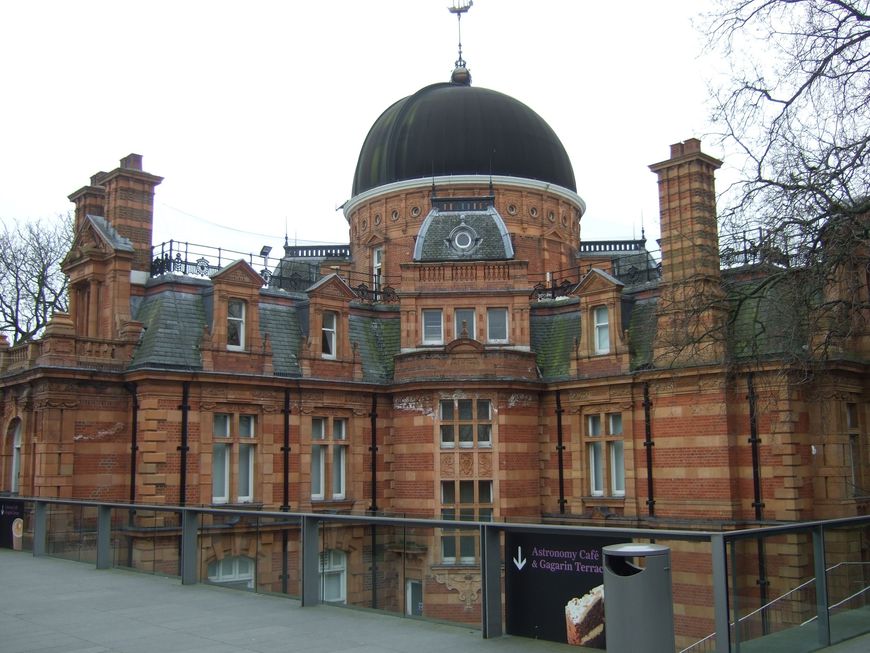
432 571 481 610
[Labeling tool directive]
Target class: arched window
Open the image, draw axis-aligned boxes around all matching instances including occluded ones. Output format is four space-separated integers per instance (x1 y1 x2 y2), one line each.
5 420 22 494
207 555 255 590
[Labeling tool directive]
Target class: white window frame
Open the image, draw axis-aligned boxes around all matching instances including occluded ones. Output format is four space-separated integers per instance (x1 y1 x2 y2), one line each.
454 308 476 340
486 307 509 344
610 440 625 497
227 299 246 351
239 415 256 438
332 445 346 500
593 305 610 354
238 443 254 503
207 555 255 590
321 311 337 359
319 549 347 604
422 309 444 345
212 443 230 504
311 444 326 500
372 247 383 290
406 579 423 616
9 420 21 494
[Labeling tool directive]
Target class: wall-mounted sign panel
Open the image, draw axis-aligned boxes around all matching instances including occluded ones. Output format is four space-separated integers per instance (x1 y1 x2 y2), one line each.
505 531 625 647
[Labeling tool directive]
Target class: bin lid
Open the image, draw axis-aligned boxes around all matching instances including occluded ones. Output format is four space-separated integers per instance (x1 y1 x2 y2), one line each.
603 543 670 558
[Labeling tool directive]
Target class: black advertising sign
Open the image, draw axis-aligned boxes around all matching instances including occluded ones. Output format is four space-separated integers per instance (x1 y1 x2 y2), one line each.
505 531 626 647
0 499 25 550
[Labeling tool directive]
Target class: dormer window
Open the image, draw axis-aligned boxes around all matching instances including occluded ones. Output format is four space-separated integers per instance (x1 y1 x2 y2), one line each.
322 311 337 359
227 299 246 351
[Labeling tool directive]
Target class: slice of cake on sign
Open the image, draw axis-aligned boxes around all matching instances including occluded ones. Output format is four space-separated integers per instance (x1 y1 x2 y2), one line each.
565 584 605 648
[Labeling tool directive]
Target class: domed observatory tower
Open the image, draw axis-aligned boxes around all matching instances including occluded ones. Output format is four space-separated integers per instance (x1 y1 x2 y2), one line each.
344 62 585 382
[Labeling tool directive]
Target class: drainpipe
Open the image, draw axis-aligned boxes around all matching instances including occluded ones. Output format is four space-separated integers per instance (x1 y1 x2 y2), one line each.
643 383 655 517
178 382 190 506
282 387 291 511
123 383 139 505
555 390 566 514
281 385 294 595
369 393 379 610
123 382 138 568
369 393 378 512
747 373 769 631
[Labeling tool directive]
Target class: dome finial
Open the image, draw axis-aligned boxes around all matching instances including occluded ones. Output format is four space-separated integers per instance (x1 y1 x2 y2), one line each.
448 0 473 85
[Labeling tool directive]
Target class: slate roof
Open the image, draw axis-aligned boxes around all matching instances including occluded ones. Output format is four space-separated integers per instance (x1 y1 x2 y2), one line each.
130 291 206 369
86 215 134 252
413 207 514 261
530 306 579 380
349 308 401 383
626 298 658 370
727 276 810 360
259 303 303 376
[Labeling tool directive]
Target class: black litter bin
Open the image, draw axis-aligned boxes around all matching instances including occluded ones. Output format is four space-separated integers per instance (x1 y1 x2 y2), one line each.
603 543 675 652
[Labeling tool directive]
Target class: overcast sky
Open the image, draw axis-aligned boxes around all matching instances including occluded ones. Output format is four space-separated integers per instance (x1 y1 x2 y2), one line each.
0 0 723 257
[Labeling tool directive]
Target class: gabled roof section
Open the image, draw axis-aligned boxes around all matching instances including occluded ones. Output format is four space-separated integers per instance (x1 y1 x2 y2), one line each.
64 215 134 267
85 215 135 252
573 267 625 294
130 291 205 369
307 273 357 300
211 259 266 287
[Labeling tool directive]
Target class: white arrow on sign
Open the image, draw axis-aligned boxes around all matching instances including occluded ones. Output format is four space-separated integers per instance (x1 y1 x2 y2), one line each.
513 546 527 571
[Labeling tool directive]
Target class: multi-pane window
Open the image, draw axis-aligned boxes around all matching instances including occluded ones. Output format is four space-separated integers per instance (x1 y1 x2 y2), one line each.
454 308 476 340
212 412 257 504
319 549 347 603
422 309 443 344
207 555 255 590
322 311 337 359
593 306 610 354
486 307 508 343
439 398 492 448
440 479 493 564
227 299 246 351
585 412 624 497
311 417 348 500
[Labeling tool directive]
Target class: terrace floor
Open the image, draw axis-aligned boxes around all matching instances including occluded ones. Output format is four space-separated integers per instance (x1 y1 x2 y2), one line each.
1 549 867 653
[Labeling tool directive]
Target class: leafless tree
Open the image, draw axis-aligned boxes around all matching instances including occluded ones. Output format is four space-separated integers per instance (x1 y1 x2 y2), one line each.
0 215 72 345
686 0 870 372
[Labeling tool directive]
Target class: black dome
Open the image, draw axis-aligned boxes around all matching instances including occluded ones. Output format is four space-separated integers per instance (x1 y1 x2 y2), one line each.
352 82 576 196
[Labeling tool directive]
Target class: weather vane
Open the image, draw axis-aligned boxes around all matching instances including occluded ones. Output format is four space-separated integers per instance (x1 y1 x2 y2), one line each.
448 0 473 68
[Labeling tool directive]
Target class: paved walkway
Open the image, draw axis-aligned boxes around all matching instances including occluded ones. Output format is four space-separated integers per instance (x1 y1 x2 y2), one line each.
0 550 569 653
1 549 868 653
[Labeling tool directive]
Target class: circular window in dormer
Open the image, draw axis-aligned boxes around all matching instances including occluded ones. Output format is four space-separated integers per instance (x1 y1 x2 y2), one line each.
448 223 480 254
454 229 473 249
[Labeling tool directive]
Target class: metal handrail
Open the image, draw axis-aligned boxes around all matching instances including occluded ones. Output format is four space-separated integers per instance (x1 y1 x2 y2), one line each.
680 561 870 653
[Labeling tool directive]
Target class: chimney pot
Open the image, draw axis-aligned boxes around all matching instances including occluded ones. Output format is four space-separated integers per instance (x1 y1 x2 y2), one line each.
120 153 143 171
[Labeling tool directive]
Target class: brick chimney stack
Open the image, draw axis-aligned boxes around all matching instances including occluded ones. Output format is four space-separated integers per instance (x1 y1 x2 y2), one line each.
649 138 723 284
68 154 163 274
649 139 727 365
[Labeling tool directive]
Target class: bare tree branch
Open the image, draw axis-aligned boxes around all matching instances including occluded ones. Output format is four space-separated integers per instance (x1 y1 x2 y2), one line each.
0 214 72 344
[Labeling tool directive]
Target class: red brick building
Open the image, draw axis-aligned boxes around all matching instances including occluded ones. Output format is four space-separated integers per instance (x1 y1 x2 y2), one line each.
1 63 868 639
